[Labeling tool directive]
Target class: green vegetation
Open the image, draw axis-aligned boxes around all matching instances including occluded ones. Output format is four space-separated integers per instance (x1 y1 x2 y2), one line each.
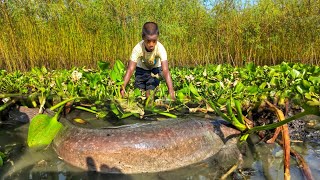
0 151 5 167
27 97 77 147
0 61 319 160
1 0 320 72
1 61 319 115
1 60 319 120
1 1 319 177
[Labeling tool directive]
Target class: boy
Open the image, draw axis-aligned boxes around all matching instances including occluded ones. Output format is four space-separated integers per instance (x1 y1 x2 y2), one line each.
121 22 175 100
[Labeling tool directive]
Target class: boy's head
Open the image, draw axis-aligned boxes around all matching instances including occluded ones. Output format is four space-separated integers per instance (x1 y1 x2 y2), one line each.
142 22 159 52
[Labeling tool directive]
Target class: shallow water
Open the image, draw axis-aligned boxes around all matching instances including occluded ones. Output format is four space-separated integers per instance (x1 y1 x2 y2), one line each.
0 112 319 180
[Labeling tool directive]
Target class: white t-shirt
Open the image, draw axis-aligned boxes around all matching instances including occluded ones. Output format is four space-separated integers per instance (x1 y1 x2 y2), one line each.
130 40 167 70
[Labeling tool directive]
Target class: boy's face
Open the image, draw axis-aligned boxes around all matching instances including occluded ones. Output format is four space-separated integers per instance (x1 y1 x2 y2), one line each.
143 34 158 52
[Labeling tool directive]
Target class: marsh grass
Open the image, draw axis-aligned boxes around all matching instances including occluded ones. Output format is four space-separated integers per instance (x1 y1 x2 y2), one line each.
0 0 320 71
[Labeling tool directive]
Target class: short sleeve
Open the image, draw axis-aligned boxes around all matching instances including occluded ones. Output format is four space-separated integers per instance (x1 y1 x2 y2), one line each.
157 42 167 61
130 43 142 62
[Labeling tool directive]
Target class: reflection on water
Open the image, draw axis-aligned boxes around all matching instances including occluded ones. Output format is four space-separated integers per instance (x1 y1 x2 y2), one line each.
241 137 320 180
0 112 319 180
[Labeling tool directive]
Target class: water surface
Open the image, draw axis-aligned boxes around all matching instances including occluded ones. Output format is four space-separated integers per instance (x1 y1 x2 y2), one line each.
0 112 319 179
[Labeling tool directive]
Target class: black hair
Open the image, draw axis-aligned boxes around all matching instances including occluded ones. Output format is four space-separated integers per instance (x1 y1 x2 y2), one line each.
142 22 159 38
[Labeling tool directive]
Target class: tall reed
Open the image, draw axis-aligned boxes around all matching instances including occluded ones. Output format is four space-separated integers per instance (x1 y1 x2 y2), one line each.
0 0 319 71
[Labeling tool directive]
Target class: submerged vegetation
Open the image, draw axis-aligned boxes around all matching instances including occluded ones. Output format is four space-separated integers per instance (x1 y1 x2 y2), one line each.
1 0 320 71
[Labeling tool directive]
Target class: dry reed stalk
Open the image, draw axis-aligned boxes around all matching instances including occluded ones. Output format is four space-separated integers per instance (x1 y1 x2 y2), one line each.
265 100 291 180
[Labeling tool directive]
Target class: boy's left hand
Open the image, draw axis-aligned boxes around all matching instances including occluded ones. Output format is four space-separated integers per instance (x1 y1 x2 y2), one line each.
169 90 176 101
120 88 126 97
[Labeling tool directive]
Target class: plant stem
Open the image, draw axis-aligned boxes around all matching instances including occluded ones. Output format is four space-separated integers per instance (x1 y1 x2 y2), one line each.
74 106 97 114
0 94 22 98
0 99 16 111
50 97 81 111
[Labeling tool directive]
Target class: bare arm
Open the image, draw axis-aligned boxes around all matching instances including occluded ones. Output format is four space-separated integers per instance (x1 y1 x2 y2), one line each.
121 61 137 96
161 60 175 100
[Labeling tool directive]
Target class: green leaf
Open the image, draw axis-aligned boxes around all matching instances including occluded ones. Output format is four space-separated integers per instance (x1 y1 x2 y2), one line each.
97 111 108 118
309 76 320 85
217 98 227 105
240 134 249 142
302 80 310 89
178 86 190 94
305 92 312 100
41 66 48 74
189 84 199 96
158 112 177 118
114 60 125 73
120 112 134 119
110 102 133 119
280 62 288 72
98 60 110 71
307 101 320 106
259 82 267 89
189 83 202 100
0 151 5 159
226 100 233 118
134 88 142 97
109 60 125 82
215 64 221 73
246 62 256 72
147 108 177 118
110 103 121 116
309 86 315 92
177 91 186 102
235 100 245 124
226 100 247 131
291 69 301 79
0 151 5 166
0 156 3 166
234 82 244 93
115 81 124 86
296 85 304 94
246 85 259 94
208 101 231 122
270 77 278 87
27 114 63 147
110 70 120 82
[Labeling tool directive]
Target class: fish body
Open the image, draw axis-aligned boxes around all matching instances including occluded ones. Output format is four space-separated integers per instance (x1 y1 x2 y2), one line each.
53 118 227 174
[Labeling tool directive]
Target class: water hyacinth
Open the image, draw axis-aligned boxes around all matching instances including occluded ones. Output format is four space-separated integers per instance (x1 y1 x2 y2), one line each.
50 81 56 88
185 75 195 82
203 69 207 77
71 70 82 82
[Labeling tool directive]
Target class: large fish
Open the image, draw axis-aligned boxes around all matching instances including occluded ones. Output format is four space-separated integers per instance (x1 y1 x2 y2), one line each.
3 107 241 175
53 117 238 174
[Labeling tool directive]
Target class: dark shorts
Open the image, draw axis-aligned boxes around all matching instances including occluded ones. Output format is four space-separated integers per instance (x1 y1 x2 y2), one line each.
135 67 162 91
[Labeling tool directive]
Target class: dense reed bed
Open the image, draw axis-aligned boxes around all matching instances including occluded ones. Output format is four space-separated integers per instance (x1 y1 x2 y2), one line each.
0 0 320 71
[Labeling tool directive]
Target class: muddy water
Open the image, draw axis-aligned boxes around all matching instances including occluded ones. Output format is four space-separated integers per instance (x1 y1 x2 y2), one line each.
0 112 319 180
